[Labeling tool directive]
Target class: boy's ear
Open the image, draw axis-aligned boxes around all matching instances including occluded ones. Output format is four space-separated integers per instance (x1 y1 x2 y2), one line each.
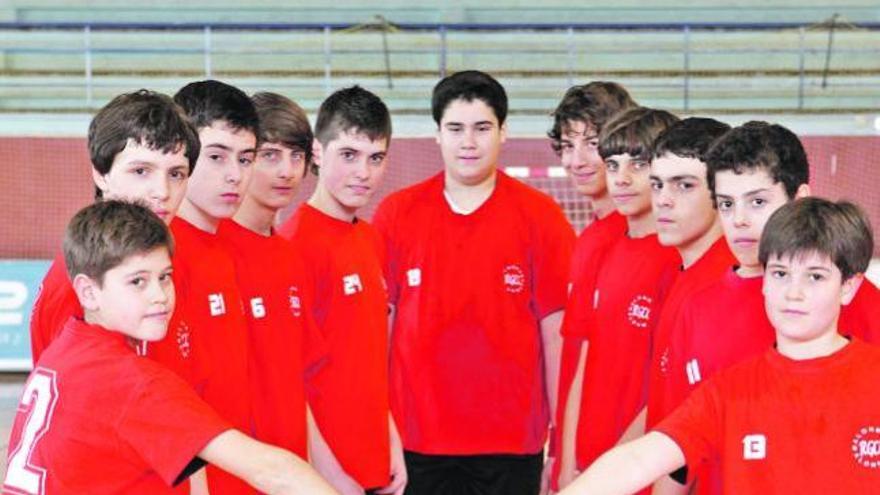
92 169 110 195
499 121 508 144
794 183 811 199
311 140 323 167
840 273 864 306
72 273 101 311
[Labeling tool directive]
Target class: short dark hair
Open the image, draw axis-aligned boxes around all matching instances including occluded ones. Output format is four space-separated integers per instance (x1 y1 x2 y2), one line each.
252 92 313 174
313 85 391 151
548 81 637 155
174 80 259 136
705 121 810 200
759 198 873 280
598 107 680 161
431 70 508 125
64 200 173 286
89 89 200 197
651 117 731 162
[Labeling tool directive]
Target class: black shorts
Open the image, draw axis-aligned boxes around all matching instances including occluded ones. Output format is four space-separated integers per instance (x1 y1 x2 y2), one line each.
403 450 543 495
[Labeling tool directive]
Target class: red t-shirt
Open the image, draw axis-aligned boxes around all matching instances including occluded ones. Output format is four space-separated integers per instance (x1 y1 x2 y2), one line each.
278 204 390 489
573 234 679 471
551 212 627 486
373 171 575 455
3 319 230 494
656 339 880 493
839 279 880 344
647 238 735 429
671 268 775 494
150 217 251 495
29 253 81 364
217 219 327 459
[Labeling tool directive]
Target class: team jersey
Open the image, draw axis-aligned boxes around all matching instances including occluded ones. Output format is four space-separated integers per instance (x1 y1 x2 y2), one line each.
655 338 880 493
839 279 880 344
373 171 575 455
647 238 735 429
551 211 627 487
217 220 327 459
278 203 390 489
29 253 81 364
152 217 251 495
3 319 230 494
572 233 679 471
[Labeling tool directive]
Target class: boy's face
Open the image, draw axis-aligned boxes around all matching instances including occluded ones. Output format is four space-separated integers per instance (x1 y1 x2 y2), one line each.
559 120 606 197
79 247 174 342
437 98 506 187
93 140 189 224
605 153 652 219
763 251 859 347
313 129 388 214
651 152 718 248
714 169 791 275
248 142 307 211
185 120 257 222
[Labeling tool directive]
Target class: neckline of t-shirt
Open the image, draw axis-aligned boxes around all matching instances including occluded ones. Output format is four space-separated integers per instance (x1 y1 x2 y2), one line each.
765 337 859 374
440 172 503 217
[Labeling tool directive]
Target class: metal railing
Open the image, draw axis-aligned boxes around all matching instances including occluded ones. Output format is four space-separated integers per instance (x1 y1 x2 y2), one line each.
1 21 879 112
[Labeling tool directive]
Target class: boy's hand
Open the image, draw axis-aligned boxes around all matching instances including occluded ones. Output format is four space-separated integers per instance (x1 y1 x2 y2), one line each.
377 420 408 495
539 456 555 495
322 468 365 495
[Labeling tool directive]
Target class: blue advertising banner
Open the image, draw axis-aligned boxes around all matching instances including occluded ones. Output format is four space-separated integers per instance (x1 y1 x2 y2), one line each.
0 260 50 371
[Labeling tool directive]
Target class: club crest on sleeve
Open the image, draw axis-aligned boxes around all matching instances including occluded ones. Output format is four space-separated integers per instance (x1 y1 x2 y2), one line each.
742 434 766 460
208 293 226 316
503 264 525 294
626 294 653 328
407 268 421 287
288 286 302 317
343 274 363 296
852 426 880 469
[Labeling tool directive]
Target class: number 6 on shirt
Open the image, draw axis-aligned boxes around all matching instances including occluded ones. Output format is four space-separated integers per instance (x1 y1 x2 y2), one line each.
4 368 58 495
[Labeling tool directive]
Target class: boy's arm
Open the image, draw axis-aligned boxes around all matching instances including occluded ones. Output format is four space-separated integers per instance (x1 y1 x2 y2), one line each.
541 310 564 425
306 405 365 495
557 340 588 489
558 432 685 495
377 414 407 495
617 407 646 445
199 429 339 495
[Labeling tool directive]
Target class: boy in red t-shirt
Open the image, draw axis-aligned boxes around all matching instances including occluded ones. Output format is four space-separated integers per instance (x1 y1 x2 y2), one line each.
278 86 406 495
559 198 880 494
555 107 681 491
160 79 259 494
216 92 329 464
546 82 636 489
29 90 199 365
372 70 574 495
4 200 336 495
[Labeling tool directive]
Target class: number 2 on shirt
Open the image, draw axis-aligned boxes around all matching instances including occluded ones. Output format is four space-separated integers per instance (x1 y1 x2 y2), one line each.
4 368 58 495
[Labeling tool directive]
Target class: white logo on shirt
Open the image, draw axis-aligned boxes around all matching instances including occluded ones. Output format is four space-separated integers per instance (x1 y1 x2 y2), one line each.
659 347 671 376
250 297 266 319
288 286 302 317
626 294 652 328
208 293 226 316
685 358 702 385
852 426 880 469
343 274 363 296
742 434 766 460
503 264 525 294
407 268 422 287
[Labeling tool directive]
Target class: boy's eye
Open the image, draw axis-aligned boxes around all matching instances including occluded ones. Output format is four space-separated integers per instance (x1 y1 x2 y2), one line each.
770 269 788 279
809 272 826 282
677 181 695 191
341 151 356 161
476 124 492 132
369 154 385 165
133 167 148 176
129 277 145 287
587 139 599 149
239 156 254 167
170 169 188 180
632 161 648 170
751 197 767 208
717 199 733 211
159 271 173 283
259 150 279 161
208 153 224 162
291 151 307 163
650 180 663 191
605 161 618 172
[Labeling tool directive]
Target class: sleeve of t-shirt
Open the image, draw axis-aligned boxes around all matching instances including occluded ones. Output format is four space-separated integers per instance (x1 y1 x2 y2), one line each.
30 259 82 364
371 195 400 306
117 366 232 486
530 201 576 319
653 377 724 483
